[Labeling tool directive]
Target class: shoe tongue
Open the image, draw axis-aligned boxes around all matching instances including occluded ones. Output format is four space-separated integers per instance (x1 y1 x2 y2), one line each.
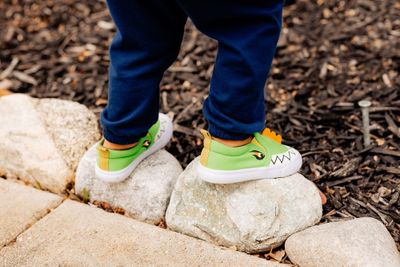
253 132 269 150
255 132 289 155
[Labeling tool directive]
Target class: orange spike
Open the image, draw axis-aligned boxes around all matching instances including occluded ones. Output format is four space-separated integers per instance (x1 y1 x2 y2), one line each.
262 128 282 143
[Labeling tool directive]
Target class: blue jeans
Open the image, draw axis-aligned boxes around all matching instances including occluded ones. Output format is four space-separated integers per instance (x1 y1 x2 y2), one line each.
101 0 283 144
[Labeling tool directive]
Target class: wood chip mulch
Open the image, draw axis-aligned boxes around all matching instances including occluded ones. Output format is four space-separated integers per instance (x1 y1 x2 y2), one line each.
1 0 399 258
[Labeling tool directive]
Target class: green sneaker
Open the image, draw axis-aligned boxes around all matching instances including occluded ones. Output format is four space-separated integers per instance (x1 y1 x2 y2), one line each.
95 113 173 183
196 128 302 184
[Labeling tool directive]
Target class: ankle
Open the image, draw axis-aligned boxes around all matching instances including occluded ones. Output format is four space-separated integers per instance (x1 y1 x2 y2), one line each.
211 136 252 147
103 139 138 150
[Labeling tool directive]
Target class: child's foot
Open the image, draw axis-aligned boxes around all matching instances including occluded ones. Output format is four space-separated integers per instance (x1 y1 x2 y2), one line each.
196 128 302 184
103 140 138 150
95 113 173 183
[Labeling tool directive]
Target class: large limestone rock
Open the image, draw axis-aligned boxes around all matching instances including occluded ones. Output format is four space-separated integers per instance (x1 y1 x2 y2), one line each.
165 157 322 253
0 94 100 193
285 217 400 267
1 200 285 266
75 144 182 224
35 98 100 171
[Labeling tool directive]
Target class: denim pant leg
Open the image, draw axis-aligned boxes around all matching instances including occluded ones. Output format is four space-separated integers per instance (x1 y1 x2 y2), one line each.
177 0 283 140
101 0 187 144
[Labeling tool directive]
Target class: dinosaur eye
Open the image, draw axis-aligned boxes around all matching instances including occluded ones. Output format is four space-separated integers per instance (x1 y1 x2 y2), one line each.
250 150 265 160
143 140 151 148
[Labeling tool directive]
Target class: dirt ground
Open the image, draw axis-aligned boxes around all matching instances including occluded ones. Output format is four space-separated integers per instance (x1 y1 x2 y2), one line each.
1 0 399 261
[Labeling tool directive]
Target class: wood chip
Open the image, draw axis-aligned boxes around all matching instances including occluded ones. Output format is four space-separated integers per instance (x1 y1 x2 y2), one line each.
12 71 38 85
0 57 19 80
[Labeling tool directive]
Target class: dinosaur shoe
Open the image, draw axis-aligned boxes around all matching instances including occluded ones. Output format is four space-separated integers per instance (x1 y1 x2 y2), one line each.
196 128 302 184
95 113 173 183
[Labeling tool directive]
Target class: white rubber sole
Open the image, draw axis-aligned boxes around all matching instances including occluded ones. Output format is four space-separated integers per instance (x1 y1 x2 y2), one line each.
195 150 302 184
95 113 173 183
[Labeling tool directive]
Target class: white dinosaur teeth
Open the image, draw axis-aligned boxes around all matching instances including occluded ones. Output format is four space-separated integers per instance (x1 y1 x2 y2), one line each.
271 150 297 165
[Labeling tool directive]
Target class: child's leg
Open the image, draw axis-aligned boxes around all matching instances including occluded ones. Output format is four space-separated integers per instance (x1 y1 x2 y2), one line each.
172 1 302 183
96 0 187 182
176 0 283 140
101 0 187 145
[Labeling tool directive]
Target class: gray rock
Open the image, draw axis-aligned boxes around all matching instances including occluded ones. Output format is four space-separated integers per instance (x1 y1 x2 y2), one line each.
1 200 285 267
35 98 100 171
285 217 400 267
75 144 182 224
0 94 100 193
165 158 322 253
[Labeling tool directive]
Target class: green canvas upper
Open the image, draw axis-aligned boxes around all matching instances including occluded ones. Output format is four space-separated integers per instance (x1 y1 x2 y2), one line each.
97 119 160 172
199 129 289 171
